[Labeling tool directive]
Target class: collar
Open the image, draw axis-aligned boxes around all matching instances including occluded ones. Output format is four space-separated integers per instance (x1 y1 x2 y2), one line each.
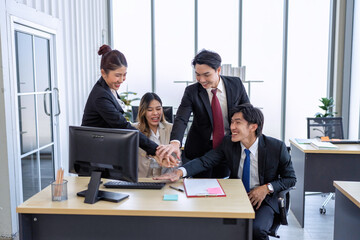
240 137 259 155
158 121 165 130
206 76 225 94
150 126 160 139
110 89 118 98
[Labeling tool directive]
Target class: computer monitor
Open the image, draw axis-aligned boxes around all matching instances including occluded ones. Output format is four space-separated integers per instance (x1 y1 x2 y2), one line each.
69 126 139 204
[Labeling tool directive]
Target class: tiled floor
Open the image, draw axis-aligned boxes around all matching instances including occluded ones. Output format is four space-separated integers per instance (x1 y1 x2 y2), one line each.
273 193 335 240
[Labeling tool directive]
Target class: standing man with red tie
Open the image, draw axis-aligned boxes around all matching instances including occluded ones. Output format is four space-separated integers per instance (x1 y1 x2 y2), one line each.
158 49 249 178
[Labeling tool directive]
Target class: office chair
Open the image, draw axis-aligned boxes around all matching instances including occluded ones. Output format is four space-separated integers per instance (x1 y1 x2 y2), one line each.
131 106 174 123
268 187 295 238
307 117 343 214
307 117 343 140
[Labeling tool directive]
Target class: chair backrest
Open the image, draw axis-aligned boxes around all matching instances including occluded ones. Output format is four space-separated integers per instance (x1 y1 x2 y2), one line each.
307 117 344 139
131 106 174 123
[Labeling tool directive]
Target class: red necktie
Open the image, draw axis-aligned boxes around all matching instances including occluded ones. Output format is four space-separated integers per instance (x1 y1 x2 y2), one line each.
211 88 224 149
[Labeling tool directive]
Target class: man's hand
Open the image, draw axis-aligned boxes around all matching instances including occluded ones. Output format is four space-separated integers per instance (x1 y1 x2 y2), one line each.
156 142 181 160
248 185 270 210
153 169 183 182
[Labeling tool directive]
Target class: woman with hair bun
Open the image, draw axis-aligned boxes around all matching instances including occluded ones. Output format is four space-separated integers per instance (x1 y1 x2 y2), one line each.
82 45 178 164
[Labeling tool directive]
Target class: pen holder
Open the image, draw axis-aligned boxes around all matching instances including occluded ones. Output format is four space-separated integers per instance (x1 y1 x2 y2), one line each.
51 180 68 201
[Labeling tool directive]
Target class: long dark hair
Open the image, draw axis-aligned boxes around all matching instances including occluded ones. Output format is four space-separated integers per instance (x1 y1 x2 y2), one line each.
136 92 166 137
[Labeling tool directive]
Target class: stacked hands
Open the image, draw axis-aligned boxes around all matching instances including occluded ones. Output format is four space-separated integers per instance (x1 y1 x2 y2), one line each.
152 141 270 210
153 141 182 168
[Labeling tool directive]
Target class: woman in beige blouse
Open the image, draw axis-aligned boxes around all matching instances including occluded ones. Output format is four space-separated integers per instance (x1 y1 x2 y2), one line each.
132 93 180 177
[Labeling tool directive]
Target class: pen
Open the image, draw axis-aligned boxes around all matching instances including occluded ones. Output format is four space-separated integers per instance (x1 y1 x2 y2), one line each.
170 186 184 193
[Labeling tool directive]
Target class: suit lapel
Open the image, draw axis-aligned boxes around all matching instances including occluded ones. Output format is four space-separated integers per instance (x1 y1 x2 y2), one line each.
257 135 266 185
221 76 233 123
159 122 166 144
233 142 242 177
100 78 123 113
198 84 213 126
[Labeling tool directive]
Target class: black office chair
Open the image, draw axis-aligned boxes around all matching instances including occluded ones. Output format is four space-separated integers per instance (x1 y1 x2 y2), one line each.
131 106 174 123
268 187 295 238
307 117 343 214
307 117 344 139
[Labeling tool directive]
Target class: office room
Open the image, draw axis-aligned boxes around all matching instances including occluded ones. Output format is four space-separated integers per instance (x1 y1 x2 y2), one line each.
0 0 359 239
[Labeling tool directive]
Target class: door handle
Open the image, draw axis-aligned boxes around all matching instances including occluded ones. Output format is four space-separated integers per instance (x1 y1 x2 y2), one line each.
43 88 51 116
53 87 61 116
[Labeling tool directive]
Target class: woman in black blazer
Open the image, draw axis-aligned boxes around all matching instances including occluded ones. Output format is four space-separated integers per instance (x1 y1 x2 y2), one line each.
81 45 176 164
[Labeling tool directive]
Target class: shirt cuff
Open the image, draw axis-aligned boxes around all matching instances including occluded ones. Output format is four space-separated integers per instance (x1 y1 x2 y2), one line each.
170 140 181 145
179 167 187 177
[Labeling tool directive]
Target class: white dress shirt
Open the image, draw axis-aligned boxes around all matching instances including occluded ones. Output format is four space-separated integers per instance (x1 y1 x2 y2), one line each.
237 138 260 190
110 89 126 110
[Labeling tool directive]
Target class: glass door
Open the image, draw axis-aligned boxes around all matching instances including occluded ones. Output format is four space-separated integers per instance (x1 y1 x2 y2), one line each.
14 26 59 201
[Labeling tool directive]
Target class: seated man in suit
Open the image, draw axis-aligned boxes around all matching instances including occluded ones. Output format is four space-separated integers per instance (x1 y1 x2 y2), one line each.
155 103 296 240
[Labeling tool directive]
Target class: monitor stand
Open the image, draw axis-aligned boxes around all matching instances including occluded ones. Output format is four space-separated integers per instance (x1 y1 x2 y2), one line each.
77 171 129 204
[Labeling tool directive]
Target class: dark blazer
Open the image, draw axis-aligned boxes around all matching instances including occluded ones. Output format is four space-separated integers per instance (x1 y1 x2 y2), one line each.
170 75 249 160
183 135 297 213
81 77 158 155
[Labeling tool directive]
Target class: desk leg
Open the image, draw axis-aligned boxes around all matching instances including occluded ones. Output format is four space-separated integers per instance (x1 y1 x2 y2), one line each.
18 214 34 240
333 189 360 240
290 144 305 228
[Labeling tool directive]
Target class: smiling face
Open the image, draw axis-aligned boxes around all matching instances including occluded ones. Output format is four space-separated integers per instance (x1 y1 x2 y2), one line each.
145 99 163 131
230 112 258 147
195 64 221 89
101 66 127 91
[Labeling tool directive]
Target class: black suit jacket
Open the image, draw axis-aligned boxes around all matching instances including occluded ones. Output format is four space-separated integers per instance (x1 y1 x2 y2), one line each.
183 135 296 213
81 77 158 155
171 76 249 160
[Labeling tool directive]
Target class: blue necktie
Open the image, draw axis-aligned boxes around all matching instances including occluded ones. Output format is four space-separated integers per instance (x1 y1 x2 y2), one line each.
242 149 251 192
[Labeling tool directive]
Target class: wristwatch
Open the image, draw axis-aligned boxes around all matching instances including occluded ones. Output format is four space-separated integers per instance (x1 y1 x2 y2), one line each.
267 183 274 193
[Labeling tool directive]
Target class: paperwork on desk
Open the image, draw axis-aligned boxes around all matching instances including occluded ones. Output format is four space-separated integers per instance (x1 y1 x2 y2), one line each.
310 140 338 149
183 179 226 197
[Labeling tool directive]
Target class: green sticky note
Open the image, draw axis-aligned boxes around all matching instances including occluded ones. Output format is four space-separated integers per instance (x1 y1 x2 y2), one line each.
163 194 178 201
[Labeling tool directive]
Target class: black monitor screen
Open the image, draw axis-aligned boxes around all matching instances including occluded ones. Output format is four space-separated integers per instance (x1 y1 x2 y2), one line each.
69 126 139 183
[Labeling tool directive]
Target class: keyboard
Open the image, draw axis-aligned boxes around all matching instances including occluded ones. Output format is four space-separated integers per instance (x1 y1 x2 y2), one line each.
104 181 166 190
328 140 360 144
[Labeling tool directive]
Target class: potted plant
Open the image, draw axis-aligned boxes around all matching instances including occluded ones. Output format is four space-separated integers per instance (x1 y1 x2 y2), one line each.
119 91 140 121
309 97 342 139
314 97 337 118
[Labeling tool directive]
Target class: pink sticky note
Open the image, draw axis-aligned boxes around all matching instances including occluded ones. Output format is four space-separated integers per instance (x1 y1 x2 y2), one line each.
207 187 222 194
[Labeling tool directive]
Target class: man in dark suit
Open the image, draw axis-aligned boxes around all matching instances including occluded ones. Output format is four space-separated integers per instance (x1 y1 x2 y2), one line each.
155 103 296 240
158 49 249 178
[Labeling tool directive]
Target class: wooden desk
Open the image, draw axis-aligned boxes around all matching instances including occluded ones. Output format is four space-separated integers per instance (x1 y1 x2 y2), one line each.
333 181 360 240
289 139 360 228
17 176 254 240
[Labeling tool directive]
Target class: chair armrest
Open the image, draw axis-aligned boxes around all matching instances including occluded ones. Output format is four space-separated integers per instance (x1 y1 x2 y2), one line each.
278 187 295 225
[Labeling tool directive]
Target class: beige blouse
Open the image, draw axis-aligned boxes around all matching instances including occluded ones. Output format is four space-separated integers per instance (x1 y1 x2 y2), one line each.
132 121 179 177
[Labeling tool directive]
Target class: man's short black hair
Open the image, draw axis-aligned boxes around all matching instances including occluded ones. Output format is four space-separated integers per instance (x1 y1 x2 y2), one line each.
192 49 222 71
230 103 264 137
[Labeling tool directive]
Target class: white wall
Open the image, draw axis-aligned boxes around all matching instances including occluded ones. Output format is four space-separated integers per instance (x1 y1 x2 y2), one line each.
349 0 360 139
0 0 108 237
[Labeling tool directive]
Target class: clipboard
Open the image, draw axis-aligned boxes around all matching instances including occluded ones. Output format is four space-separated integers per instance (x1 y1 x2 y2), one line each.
183 179 226 197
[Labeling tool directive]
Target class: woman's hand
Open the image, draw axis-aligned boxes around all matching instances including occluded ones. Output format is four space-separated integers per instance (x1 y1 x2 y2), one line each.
156 142 181 160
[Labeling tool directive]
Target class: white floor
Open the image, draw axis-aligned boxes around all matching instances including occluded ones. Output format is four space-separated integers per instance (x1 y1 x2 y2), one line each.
273 193 335 240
